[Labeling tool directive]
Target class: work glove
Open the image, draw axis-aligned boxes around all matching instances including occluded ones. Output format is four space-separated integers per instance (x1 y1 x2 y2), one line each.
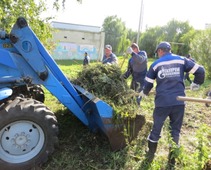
105 62 111 65
138 90 147 99
126 47 133 54
190 82 200 91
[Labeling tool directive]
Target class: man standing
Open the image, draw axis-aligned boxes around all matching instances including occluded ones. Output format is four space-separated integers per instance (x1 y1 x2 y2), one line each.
184 54 195 84
83 52 90 66
102 44 118 65
123 43 148 105
139 42 205 167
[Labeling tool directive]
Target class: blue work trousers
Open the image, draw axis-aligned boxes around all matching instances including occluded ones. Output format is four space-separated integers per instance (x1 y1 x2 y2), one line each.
148 105 185 144
131 72 146 105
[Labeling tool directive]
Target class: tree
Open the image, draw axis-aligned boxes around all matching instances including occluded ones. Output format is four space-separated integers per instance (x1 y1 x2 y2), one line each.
138 19 195 57
0 0 54 50
127 29 138 44
102 15 129 54
53 0 82 10
139 26 165 57
190 29 211 79
162 19 194 55
180 29 198 55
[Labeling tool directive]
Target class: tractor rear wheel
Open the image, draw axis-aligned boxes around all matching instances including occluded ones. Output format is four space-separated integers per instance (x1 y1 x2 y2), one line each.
0 97 58 170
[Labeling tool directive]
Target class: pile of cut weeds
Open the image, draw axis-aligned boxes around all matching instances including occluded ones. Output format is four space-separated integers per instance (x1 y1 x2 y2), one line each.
72 64 148 148
73 64 141 118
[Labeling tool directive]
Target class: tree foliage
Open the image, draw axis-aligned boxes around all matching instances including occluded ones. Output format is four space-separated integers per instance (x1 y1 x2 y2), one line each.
139 26 164 57
139 20 194 57
102 15 130 55
190 29 211 78
102 17 195 58
127 29 137 43
162 19 194 55
179 29 198 55
0 0 54 50
53 0 82 10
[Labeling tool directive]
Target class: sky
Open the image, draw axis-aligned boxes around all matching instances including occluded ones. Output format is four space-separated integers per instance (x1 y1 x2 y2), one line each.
49 0 211 32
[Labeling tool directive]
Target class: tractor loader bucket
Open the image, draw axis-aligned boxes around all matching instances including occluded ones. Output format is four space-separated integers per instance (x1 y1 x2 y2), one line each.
101 114 146 150
74 85 146 151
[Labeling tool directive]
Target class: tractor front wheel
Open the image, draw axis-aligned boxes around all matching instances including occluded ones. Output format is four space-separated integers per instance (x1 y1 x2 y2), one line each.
0 97 58 170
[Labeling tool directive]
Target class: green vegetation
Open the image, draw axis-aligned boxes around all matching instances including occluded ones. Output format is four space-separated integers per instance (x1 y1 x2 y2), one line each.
2 1 211 80
42 57 211 170
0 0 55 49
1 2 210 168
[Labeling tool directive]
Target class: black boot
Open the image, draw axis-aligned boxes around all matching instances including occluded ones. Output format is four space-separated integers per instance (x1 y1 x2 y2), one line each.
139 141 158 169
146 141 158 163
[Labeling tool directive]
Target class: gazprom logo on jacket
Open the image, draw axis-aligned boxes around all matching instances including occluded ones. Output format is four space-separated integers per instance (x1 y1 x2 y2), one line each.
158 66 180 79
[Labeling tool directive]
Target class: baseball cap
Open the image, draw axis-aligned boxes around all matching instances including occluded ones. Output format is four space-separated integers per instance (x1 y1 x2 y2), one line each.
131 43 139 49
155 41 171 52
105 44 112 50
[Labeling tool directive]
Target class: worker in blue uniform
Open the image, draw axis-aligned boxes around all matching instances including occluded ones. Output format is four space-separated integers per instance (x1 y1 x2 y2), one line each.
83 52 90 66
102 44 118 65
123 43 148 106
139 41 205 167
184 54 195 84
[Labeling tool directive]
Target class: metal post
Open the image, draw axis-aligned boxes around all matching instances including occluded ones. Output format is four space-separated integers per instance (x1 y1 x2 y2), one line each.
136 0 144 44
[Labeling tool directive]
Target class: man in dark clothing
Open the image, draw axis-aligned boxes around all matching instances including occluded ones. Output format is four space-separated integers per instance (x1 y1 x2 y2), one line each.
123 43 148 105
102 44 118 65
139 41 205 166
184 54 195 84
83 52 90 66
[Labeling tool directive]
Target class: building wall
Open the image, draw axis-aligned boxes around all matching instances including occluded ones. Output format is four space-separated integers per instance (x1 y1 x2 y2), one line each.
51 22 105 61
205 23 211 29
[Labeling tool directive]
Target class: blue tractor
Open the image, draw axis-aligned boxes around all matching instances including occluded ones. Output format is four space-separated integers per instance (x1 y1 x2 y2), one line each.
0 17 144 169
